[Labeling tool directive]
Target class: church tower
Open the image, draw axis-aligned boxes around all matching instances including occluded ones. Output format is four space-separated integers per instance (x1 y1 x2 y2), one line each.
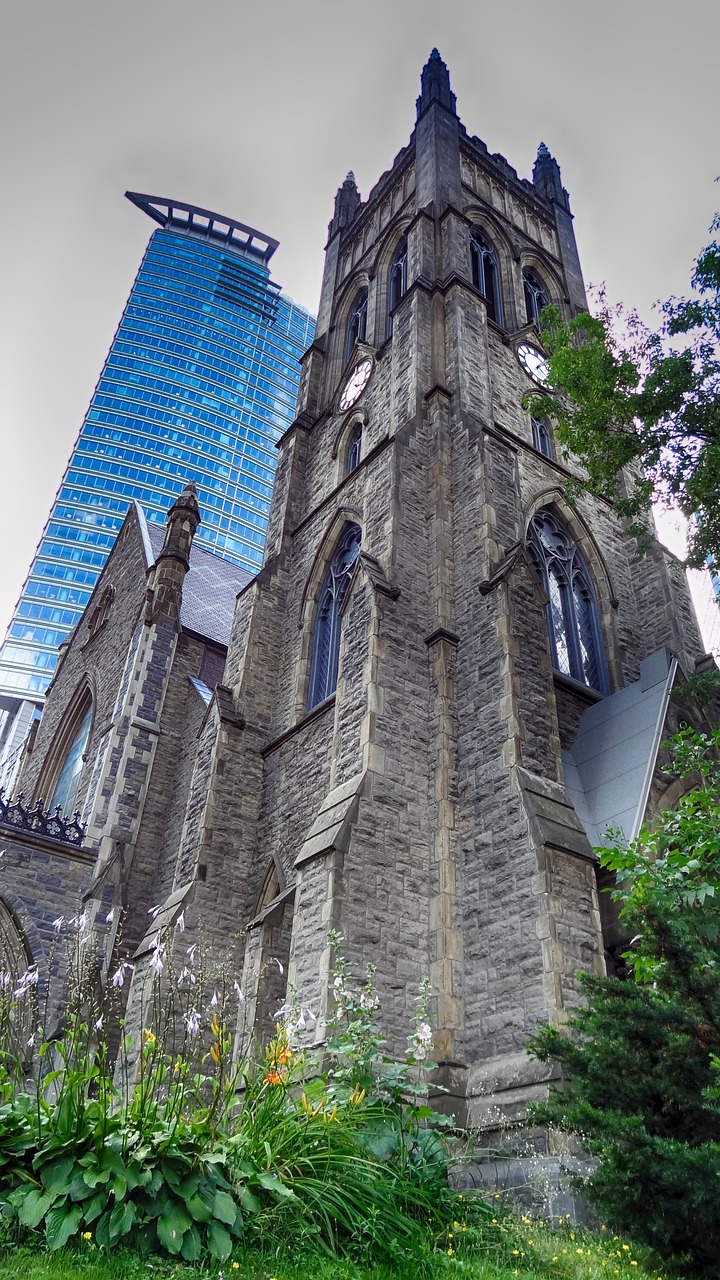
120 51 705 1129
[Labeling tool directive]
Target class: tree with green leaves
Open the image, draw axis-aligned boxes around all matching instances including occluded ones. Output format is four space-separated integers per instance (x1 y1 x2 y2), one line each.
529 727 720 1277
533 218 720 569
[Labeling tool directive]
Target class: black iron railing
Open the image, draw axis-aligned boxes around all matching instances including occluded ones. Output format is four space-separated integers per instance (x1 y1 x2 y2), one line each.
0 789 86 847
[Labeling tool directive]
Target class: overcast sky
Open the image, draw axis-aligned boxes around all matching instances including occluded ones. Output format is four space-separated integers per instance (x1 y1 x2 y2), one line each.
1 0 718 636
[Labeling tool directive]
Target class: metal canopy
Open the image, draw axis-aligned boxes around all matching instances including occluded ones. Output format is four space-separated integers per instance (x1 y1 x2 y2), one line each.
125 192 279 262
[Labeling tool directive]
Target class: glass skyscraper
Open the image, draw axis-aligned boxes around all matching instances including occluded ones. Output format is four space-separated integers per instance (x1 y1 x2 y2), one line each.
0 193 315 783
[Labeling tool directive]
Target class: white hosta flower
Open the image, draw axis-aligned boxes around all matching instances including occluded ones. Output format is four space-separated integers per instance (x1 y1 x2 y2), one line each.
272 957 284 974
177 966 196 987
186 944 197 965
52 916 64 932
27 1033 36 1048
175 911 185 933
148 904 162 919
111 960 134 988
105 908 114 924
14 965 39 998
233 981 244 1003
183 1008 201 1036
95 1015 103 1031
150 946 165 976
210 990 219 1008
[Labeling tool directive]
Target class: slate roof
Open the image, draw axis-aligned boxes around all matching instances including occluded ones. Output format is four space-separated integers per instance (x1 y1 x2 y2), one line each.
136 505 253 648
562 647 678 848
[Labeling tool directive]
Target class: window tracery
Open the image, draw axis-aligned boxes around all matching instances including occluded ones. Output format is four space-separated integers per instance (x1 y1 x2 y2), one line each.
308 523 362 709
527 508 608 693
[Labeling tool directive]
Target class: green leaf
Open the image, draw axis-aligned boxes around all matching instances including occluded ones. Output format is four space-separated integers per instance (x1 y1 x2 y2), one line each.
184 1192 212 1224
207 1219 232 1261
45 1202 83 1250
40 1157 75 1196
83 1191 106 1225
108 1200 136 1244
211 1188 237 1225
255 1171 296 1200
157 1202 191 1254
18 1188 52 1229
239 1186 261 1215
180 1223 202 1261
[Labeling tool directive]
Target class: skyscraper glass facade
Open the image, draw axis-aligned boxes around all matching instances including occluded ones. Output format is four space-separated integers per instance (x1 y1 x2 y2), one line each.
0 195 314 776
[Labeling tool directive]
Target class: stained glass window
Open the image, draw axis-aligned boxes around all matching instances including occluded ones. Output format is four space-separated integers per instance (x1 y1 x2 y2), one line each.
527 508 608 693
308 524 362 709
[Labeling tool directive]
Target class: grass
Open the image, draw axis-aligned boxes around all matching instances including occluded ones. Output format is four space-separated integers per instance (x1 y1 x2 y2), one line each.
0 1220 670 1280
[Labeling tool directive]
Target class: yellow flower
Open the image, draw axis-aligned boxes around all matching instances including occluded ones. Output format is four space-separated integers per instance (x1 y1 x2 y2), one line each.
512 1249 520 1256
210 1041 222 1064
631 1263 638 1268
82 1232 92 1240
491 1218 497 1224
447 1247 454 1256
231 1265 240 1272
552 1257 558 1263
522 1215 531 1224
453 1220 460 1229
623 1244 630 1251
142 1028 156 1045
576 1247 583 1254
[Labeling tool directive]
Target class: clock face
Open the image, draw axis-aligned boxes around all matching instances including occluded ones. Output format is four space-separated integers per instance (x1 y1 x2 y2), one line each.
516 342 549 385
338 357 373 412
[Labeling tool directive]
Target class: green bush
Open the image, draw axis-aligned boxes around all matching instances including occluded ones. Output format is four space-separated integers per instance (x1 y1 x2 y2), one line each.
529 728 720 1278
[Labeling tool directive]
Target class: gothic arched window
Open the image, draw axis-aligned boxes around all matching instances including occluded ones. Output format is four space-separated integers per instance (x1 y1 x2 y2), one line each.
345 290 368 364
527 508 609 694
346 423 362 475
308 523 362 709
470 231 502 325
388 237 408 335
48 700 92 818
531 416 554 458
523 268 550 327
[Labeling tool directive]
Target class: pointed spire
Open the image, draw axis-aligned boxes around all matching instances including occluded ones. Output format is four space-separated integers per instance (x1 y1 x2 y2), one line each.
331 170 361 233
416 48 457 121
532 141 570 210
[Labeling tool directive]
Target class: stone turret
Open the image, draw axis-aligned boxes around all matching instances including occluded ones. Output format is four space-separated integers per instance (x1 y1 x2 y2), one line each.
331 171 361 234
532 141 570 211
144 482 200 625
416 47 457 119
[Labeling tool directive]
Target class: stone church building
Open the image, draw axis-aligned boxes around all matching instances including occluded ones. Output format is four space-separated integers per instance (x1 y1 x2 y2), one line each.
1 51 713 1129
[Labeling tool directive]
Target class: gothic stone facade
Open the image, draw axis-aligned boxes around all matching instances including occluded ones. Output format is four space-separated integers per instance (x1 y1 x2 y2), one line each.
1 52 710 1128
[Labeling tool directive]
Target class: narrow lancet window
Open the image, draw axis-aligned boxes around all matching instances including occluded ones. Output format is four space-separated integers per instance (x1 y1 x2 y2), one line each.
388 237 408 335
346 423 362 474
470 231 502 325
345 290 368 364
523 268 550 327
527 508 608 693
308 524 362 709
531 416 553 458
